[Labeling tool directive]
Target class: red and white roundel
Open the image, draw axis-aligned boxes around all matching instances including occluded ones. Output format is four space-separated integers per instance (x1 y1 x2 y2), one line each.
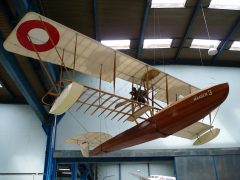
16 20 60 52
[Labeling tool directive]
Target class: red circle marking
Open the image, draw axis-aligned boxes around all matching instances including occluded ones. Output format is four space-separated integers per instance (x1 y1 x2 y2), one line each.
16 20 60 52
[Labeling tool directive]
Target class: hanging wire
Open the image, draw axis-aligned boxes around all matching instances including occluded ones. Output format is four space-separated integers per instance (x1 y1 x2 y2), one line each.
156 7 165 71
198 48 204 65
153 8 156 65
201 3 211 40
39 0 46 16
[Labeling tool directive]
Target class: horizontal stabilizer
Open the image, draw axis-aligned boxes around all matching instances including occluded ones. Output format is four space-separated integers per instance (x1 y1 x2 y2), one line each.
65 132 112 157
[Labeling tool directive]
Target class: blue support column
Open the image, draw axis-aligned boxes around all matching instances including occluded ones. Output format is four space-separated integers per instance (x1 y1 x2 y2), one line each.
173 157 178 180
136 0 152 59
212 18 240 63
212 156 219 180
147 163 150 176
79 164 90 180
43 115 62 180
0 32 48 123
71 163 78 180
175 0 202 61
119 163 121 180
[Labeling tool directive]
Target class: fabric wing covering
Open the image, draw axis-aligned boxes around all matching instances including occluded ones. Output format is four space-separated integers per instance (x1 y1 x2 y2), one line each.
3 12 199 104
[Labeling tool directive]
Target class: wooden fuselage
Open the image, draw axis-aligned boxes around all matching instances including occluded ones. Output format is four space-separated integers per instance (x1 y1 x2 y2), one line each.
90 83 229 156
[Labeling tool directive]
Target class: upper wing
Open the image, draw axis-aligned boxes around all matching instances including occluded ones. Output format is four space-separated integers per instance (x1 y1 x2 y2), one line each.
3 12 199 104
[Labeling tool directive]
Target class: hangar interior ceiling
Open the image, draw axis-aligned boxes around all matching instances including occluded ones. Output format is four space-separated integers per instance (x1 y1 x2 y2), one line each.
0 0 240 105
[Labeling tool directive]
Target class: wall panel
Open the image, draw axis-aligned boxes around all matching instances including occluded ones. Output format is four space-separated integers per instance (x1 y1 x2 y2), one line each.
175 156 216 180
216 155 240 180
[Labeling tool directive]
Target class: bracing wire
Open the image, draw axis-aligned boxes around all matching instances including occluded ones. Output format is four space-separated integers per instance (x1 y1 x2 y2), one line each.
68 110 88 132
27 35 59 93
212 107 220 125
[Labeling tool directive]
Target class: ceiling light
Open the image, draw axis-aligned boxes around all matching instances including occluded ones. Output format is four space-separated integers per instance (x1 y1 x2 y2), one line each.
209 0 240 10
58 168 70 171
151 0 187 8
62 172 72 175
143 39 172 49
190 39 221 49
101 40 130 49
229 41 240 51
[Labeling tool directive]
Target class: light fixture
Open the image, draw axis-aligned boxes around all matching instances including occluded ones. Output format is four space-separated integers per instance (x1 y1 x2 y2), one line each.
58 168 70 171
101 40 130 49
151 0 187 8
229 41 240 51
190 39 220 49
143 39 172 49
209 0 240 10
0 83 2 88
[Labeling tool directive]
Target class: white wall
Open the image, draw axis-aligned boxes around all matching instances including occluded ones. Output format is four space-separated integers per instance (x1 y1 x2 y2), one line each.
0 104 46 180
56 65 240 151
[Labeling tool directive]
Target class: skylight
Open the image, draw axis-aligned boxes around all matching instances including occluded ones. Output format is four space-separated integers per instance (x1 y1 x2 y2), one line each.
101 40 130 49
229 41 240 51
209 0 240 10
151 0 187 8
143 39 172 49
190 39 221 49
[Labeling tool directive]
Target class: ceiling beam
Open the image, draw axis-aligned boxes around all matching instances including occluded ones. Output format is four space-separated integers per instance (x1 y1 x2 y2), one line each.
0 33 48 123
136 0 152 60
93 0 100 41
211 17 240 63
174 0 202 61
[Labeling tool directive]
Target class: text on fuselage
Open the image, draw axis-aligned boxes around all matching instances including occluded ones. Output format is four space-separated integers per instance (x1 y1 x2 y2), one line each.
193 90 213 101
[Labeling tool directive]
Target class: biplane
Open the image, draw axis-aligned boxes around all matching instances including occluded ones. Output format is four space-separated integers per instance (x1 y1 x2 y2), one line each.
3 12 229 157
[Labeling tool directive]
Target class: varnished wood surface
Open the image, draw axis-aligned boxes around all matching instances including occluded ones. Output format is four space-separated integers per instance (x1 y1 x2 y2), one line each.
90 83 229 156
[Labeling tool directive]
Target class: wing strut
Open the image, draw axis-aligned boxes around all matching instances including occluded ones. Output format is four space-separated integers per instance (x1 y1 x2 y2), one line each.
73 33 78 79
113 51 116 93
38 16 71 79
27 35 59 93
99 64 103 104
